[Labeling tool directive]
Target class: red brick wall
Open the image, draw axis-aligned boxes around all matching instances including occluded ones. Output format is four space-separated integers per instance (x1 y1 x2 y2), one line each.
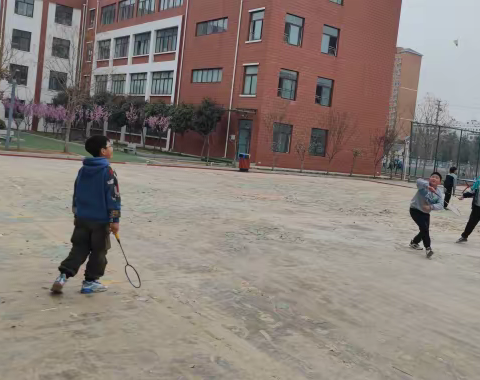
82 0 401 175
175 0 401 174
153 52 176 62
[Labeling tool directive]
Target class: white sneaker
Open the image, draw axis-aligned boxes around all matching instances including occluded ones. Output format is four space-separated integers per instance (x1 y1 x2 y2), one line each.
51 273 67 294
409 241 423 250
81 280 108 294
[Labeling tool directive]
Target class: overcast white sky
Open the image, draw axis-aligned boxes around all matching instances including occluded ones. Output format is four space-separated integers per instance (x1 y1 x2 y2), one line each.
397 0 480 122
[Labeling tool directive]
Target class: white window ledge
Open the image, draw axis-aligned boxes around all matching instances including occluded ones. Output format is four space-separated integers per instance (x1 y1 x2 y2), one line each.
132 54 149 58
154 51 176 55
113 56 128 59
245 40 262 44
249 7 265 12
96 59 110 62
240 94 256 98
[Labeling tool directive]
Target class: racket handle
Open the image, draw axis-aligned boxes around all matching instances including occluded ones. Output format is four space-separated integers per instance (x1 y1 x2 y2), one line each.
114 232 120 241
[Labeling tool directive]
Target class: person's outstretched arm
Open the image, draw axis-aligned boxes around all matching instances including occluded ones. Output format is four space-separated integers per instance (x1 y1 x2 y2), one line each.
416 178 428 188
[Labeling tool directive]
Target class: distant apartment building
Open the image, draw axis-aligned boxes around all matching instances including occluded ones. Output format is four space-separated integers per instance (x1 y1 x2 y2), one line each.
452 120 480 141
0 0 84 128
389 47 423 139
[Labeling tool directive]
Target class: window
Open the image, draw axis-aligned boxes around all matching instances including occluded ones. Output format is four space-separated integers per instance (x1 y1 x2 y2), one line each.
52 38 70 59
152 71 174 95
112 74 126 94
89 9 96 28
101 4 116 25
86 43 93 61
15 0 34 18
242 65 258 95
12 29 31 52
114 36 130 58
88 9 96 28
119 0 134 20
115 36 130 58
309 128 327 156
55 4 73 26
98 40 111 60
192 68 222 83
138 0 155 16
160 0 183 10
278 69 298 100
95 75 108 94
330 0 343 4
315 77 334 106
248 10 264 41
49 71 67 91
321 25 339 56
130 73 147 94
10 64 28 86
155 27 178 53
134 32 151 55
196 18 228 36
273 123 293 153
284 14 304 46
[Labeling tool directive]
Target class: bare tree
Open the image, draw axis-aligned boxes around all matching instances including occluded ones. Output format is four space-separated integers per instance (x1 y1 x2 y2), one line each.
319 109 356 174
43 26 108 152
369 112 405 178
350 148 362 176
370 128 386 178
415 93 454 127
0 40 21 83
414 94 454 176
294 130 309 173
263 104 289 171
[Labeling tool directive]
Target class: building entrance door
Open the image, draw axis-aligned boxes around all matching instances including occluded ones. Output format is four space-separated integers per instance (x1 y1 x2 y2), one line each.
238 120 252 157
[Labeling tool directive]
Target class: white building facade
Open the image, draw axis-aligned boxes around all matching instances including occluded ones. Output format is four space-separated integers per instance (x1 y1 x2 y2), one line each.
0 0 83 130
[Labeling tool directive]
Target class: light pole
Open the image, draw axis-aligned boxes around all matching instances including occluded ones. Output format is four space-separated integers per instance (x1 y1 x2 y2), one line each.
5 77 17 151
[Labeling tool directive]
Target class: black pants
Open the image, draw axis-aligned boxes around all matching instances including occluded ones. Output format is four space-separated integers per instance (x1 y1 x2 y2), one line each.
410 208 431 248
444 187 453 209
462 205 480 239
59 218 111 281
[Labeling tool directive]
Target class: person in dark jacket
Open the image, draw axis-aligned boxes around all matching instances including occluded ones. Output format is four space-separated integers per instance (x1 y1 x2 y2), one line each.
457 177 480 243
443 166 457 209
51 135 121 294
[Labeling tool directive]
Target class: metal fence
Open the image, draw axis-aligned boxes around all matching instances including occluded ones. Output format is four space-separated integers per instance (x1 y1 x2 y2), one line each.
407 122 480 183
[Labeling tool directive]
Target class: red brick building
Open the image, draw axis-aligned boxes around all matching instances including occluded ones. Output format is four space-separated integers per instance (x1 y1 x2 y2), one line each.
82 0 402 174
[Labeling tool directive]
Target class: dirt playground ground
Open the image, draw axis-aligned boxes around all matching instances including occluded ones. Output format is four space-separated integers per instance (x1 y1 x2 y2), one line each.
1 156 480 380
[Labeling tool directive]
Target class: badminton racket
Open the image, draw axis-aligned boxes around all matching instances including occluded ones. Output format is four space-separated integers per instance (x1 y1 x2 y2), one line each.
114 233 141 288
445 201 461 216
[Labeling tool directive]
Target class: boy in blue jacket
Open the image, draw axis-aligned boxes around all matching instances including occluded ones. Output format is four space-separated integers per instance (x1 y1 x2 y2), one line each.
51 135 121 294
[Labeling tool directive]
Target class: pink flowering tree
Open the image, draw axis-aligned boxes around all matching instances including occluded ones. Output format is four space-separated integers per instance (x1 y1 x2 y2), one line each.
125 104 139 144
89 104 111 128
145 115 171 150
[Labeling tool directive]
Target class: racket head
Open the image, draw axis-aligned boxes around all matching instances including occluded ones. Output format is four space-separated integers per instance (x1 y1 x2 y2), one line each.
125 264 141 288
447 203 461 216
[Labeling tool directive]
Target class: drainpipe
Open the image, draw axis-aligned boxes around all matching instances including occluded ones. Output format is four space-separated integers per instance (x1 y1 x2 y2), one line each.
89 0 100 95
172 0 190 151
77 1 88 84
224 0 243 158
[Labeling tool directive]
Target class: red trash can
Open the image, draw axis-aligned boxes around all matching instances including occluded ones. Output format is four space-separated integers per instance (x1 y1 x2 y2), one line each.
239 153 251 172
